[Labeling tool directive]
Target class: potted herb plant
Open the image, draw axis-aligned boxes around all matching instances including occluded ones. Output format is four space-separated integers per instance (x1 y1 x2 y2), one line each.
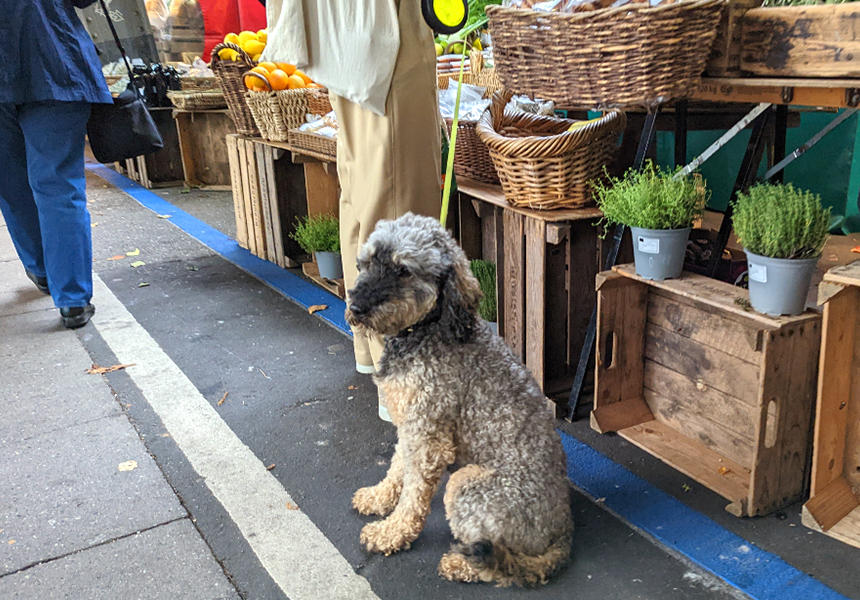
593 161 707 280
732 183 829 316
291 214 342 280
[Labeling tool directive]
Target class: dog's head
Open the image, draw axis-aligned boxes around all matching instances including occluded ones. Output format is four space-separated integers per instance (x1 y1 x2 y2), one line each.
345 213 482 340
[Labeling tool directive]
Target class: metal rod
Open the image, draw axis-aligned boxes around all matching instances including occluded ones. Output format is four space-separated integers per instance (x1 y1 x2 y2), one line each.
763 108 857 182
674 103 771 180
674 100 688 167
772 105 788 183
567 109 660 420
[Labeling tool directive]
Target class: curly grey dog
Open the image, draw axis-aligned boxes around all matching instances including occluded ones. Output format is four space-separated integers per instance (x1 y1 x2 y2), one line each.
345 213 573 586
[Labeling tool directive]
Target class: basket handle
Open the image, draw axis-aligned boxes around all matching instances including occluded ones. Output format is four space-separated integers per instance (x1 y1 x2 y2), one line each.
242 70 273 92
211 42 256 70
490 90 513 132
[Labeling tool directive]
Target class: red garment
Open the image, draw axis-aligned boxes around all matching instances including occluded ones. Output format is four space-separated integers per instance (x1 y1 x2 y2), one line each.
198 0 266 59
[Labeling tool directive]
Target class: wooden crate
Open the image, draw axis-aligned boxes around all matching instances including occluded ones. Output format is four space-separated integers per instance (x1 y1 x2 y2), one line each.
174 109 236 189
456 178 624 406
705 0 759 77
302 261 346 300
592 264 821 517
133 107 184 189
803 261 860 548
741 4 860 78
225 134 308 266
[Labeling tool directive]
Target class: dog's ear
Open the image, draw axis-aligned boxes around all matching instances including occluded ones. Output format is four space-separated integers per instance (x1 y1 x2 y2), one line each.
438 252 482 342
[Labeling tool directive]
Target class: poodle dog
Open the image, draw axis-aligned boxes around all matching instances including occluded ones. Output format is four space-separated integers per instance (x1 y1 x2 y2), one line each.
345 213 572 586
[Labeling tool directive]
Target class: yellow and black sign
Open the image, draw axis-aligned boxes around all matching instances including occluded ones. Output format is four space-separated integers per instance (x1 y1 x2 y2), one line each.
422 0 468 34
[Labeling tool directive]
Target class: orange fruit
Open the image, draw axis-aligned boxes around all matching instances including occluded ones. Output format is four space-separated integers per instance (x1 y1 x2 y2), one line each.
244 67 270 91
307 82 323 89
276 62 296 76
293 69 312 84
257 61 277 73
268 69 289 91
286 74 306 89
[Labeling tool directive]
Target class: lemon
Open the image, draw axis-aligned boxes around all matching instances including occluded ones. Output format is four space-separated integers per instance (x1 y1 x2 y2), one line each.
256 29 268 43
435 42 444 56
217 48 239 61
238 30 257 45
243 39 266 57
473 38 482 51
224 32 240 46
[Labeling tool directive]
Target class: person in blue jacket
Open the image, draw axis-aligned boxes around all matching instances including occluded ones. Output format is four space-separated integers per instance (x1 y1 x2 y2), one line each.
0 0 111 328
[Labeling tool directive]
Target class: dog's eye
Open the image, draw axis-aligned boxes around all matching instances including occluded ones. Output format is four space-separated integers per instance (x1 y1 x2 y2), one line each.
396 265 410 278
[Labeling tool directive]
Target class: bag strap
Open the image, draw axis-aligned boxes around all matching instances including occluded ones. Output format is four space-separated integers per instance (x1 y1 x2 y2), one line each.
97 0 138 93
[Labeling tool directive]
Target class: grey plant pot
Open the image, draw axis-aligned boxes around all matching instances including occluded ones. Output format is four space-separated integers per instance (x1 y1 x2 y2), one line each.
315 251 343 280
745 251 818 316
630 226 691 281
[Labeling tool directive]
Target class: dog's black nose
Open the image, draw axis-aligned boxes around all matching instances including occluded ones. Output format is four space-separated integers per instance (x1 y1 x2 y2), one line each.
349 302 368 316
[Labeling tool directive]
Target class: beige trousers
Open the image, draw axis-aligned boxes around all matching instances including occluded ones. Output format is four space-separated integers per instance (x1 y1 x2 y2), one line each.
330 0 442 370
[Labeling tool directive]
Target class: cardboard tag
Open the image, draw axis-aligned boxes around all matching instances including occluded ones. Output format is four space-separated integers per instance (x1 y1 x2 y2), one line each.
748 263 767 283
637 236 660 255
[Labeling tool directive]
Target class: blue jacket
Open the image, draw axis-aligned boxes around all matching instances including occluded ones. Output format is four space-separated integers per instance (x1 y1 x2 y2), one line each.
0 0 112 104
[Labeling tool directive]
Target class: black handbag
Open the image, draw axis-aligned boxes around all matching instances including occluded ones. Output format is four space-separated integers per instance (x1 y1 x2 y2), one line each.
86 0 163 163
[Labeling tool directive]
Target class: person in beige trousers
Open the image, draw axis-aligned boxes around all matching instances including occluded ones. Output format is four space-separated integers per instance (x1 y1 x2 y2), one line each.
262 0 442 420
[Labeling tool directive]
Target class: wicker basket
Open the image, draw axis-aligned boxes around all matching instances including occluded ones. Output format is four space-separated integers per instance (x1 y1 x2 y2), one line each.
307 88 333 116
167 89 227 110
288 129 337 162
179 76 219 91
210 42 259 135
475 93 626 210
486 0 725 109
438 71 504 184
244 73 308 142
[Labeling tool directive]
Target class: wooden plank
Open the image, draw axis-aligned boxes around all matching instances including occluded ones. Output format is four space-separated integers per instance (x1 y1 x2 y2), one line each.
810 286 858 495
618 419 751 507
802 503 860 549
647 291 763 365
593 271 647 410
303 162 339 218
457 193 482 260
265 146 286 268
568 221 601 368
741 5 860 78
255 143 277 263
850 314 860 491
525 218 546 390
590 397 653 434
457 177 603 223
236 138 257 256
503 211 525 361
302 261 346 299
245 139 266 257
613 264 817 329
644 322 761 405
823 260 860 287
693 78 855 109
493 207 505 339
225 135 249 249
749 320 821 516
174 112 199 188
804 477 860 532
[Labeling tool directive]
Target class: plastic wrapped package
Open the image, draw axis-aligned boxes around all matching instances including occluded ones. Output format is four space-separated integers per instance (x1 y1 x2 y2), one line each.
438 83 491 122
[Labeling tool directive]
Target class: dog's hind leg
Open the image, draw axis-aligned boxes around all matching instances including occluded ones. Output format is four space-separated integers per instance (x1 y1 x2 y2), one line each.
353 439 404 516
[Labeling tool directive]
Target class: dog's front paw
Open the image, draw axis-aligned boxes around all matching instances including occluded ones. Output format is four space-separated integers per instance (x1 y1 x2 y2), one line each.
352 484 400 516
360 518 417 555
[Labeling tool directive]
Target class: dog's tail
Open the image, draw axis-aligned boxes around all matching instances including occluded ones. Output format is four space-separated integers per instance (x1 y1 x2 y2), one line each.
456 529 572 587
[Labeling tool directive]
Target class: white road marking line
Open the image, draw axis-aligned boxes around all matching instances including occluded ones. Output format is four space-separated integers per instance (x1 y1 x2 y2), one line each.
90 274 379 600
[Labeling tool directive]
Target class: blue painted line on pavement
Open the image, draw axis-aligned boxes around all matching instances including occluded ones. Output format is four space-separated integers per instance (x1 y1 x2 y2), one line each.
89 161 846 600
560 433 848 600
85 163 350 334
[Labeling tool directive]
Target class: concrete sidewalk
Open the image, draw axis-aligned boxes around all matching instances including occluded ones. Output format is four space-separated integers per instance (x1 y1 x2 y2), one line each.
0 223 238 599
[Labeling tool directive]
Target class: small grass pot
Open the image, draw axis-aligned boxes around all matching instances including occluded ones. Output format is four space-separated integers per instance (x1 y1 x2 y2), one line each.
290 214 342 280
593 161 707 281
733 183 830 316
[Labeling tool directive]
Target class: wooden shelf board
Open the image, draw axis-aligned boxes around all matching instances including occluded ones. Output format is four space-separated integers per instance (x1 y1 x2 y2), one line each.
302 261 346 300
618 419 751 504
456 177 603 223
802 504 860 549
693 77 860 108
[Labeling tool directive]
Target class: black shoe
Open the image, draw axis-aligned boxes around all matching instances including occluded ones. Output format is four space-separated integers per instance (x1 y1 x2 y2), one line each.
25 270 50 295
60 304 95 329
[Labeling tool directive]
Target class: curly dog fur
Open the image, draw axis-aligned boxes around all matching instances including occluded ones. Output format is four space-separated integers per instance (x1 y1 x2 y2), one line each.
345 213 573 586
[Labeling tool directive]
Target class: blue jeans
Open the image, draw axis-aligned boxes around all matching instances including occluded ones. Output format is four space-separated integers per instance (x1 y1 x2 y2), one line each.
0 101 92 309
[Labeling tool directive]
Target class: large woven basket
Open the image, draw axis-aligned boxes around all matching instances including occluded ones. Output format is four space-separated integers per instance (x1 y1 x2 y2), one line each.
210 42 259 135
487 0 725 109
179 76 219 91
307 88 333 116
167 89 226 110
288 129 337 162
475 93 626 210
243 72 308 142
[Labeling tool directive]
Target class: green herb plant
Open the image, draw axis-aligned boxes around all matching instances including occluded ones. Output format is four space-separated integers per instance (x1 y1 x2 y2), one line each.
291 214 340 254
592 161 707 233
469 259 497 322
732 183 830 259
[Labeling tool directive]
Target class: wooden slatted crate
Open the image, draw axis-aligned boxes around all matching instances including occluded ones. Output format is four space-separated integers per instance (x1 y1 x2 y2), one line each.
592 264 821 517
705 0 759 77
803 261 860 547
174 109 236 190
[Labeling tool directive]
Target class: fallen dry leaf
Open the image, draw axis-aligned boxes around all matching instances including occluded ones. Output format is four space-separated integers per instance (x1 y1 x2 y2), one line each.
347 385 357 390
718 467 732 476
117 460 137 472
159 433 171 438
852 245 860 254
130 261 146 268
86 363 135 375
157 214 172 219
308 304 327 314
138 282 150 288
126 248 140 256
7 540 15 545
217 392 228 406
285 502 299 510
266 464 276 470
106 254 125 261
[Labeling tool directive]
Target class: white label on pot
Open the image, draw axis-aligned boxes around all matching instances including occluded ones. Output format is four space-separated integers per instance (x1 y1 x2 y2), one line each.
749 263 767 283
638 236 660 254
